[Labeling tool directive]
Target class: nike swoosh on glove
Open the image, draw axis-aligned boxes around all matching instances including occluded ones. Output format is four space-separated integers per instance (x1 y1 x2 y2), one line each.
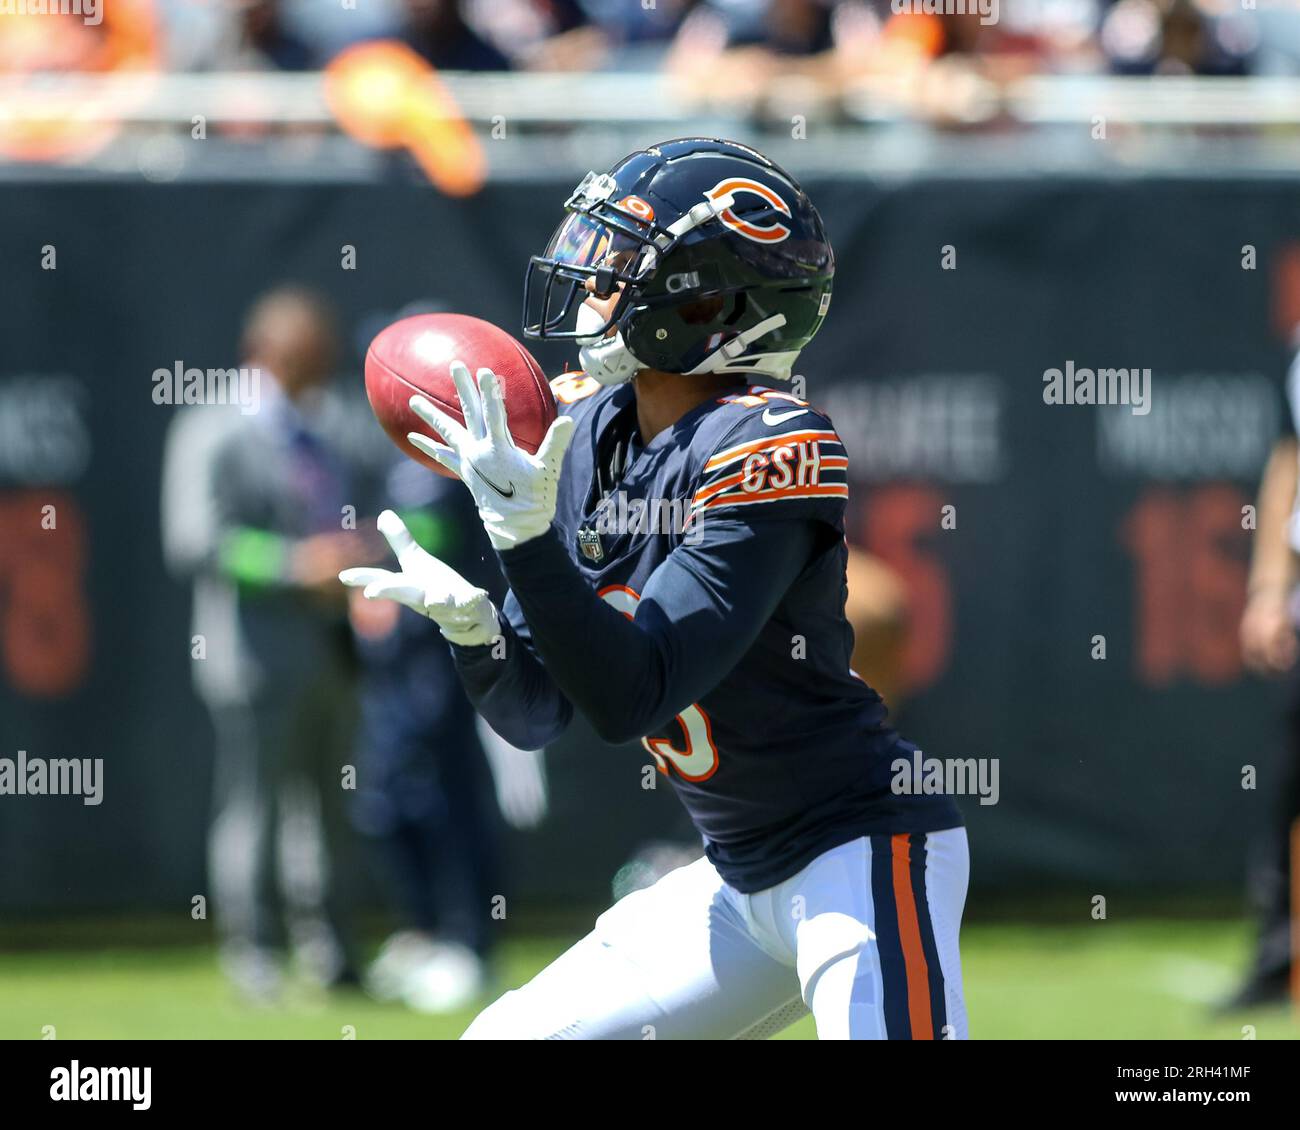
405 361 575 551
339 509 499 647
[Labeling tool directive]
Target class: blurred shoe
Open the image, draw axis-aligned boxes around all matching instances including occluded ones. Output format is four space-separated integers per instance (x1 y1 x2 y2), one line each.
291 922 355 990
399 941 485 1014
1213 969 1290 1014
365 930 441 1002
219 944 284 1006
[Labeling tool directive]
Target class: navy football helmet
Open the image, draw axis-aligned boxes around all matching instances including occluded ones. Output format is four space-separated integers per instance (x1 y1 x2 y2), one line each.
522 138 835 386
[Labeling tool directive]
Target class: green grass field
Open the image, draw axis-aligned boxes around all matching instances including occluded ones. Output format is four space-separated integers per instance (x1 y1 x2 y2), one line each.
2 917 1297 1039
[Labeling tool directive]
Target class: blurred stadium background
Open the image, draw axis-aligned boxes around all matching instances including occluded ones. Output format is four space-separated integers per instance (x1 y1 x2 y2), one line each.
3 0 1300 1039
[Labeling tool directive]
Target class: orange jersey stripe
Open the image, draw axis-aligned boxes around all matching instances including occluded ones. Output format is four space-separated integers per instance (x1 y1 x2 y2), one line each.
693 469 748 507
704 430 840 472
693 483 848 514
692 461 849 508
890 833 934 1040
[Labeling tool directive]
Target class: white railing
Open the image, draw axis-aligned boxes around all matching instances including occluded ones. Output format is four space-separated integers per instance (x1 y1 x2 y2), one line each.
2 71 1300 129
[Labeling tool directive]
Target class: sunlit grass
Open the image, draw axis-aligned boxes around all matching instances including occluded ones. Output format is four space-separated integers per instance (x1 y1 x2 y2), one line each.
1 919 1296 1040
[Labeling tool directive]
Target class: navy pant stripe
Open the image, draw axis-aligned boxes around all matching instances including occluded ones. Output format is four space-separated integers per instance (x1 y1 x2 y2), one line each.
870 833 910 1039
908 833 948 1039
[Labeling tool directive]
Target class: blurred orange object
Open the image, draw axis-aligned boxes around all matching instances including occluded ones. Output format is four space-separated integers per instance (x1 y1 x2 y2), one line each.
325 41 485 197
1272 242 1300 345
0 0 158 163
881 12 947 59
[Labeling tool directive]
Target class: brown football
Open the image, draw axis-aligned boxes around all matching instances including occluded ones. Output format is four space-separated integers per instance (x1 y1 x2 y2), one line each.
365 313 556 477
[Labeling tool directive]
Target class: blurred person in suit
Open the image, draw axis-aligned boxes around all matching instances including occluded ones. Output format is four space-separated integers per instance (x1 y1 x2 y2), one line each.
349 457 549 1013
1229 337 1300 1010
161 286 382 1000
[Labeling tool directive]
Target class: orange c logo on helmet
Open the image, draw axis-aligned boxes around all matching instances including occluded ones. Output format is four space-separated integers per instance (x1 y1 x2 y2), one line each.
705 178 792 244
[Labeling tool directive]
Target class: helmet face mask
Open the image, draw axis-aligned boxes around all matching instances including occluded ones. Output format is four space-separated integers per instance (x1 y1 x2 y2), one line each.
522 140 835 386
524 175 678 345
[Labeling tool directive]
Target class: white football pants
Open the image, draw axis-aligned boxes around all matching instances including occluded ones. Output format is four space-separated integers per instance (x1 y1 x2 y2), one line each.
462 828 968 1040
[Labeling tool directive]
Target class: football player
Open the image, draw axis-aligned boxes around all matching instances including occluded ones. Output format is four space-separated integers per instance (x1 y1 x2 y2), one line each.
341 138 968 1039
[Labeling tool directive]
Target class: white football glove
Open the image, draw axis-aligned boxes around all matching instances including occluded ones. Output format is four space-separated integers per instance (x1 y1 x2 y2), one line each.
406 361 575 551
339 509 499 647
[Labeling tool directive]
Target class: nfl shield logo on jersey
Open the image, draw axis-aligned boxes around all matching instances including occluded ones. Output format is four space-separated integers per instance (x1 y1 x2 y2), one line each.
577 527 604 563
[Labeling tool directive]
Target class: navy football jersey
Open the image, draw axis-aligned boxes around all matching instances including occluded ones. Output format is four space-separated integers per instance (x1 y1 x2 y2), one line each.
454 375 961 892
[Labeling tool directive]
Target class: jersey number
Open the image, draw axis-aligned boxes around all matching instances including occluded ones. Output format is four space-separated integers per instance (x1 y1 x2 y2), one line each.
598 585 720 782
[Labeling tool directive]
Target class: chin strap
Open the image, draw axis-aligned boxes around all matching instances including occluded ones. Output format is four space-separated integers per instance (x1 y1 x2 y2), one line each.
685 314 794 379
582 312 796 386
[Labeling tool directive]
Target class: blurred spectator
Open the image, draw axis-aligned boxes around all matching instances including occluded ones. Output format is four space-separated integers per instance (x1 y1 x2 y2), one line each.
697 0 838 54
664 0 1071 115
878 4 1056 71
667 0 855 106
173 0 319 71
350 456 548 1013
401 0 513 70
226 0 315 71
576 0 701 67
1100 0 1257 76
160 286 382 1001
469 0 698 71
463 0 596 70
827 1 1093 125
1252 3 1300 76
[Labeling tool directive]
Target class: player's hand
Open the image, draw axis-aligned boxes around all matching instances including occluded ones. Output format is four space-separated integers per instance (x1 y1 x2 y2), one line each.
405 361 575 551
339 510 499 647
1240 586 1298 675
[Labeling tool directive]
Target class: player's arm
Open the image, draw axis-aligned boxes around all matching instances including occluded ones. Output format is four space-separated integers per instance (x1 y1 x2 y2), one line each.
396 363 847 742
494 515 821 744
341 510 574 748
398 364 838 741
1241 433 1299 673
451 589 575 749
